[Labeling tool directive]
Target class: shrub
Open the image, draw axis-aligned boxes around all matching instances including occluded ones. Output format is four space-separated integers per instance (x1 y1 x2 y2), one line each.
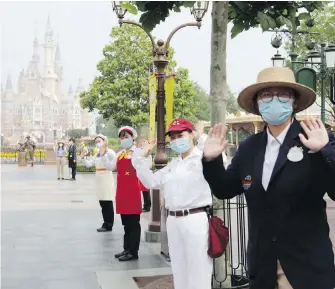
77 164 96 173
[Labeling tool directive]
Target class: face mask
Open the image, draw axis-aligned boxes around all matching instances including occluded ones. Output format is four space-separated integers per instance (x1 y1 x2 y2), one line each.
96 142 103 149
258 98 293 125
170 137 191 154
120 138 133 149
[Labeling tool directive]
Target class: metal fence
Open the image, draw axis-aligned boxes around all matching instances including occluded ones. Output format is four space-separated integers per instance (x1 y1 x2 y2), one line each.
0 150 46 164
213 195 249 288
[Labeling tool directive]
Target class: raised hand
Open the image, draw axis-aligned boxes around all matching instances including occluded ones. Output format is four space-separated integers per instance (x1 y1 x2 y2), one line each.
99 141 108 155
299 118 329 152
142 139 157 157
203 123 229 161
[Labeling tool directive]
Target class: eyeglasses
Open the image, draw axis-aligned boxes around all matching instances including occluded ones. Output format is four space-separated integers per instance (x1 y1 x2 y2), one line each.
258 91 293 103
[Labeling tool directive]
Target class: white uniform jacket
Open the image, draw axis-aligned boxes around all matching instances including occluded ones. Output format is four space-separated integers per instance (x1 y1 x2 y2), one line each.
85 150 116 201
131 146 213 211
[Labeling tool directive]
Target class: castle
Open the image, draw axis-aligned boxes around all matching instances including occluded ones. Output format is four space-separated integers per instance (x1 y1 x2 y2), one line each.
1 17 95 145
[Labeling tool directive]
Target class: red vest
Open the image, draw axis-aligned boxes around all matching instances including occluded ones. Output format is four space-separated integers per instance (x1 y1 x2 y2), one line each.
115 151 142 214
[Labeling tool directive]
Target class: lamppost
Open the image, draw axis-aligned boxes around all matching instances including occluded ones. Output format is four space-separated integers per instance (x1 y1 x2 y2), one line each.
112 1 209 235
270 42 335 123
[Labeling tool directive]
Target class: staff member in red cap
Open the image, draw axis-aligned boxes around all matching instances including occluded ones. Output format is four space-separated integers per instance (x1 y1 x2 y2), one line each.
132 118 213 289
100 126 142 262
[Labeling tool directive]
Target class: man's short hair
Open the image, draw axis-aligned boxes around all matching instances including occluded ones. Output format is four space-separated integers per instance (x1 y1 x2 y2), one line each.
69 138 75 143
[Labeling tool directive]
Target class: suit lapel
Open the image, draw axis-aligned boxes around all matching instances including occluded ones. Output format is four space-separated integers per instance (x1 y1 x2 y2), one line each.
269 119 301 184
253 130 268 186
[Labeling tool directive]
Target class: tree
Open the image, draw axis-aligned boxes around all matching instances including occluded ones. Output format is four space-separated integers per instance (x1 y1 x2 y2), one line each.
126 1 324 128
95 116 119 138
80 25 200 128
68 129 87 139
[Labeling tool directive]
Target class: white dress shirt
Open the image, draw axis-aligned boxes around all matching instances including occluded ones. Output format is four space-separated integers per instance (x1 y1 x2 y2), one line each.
132 147 212 211
262 124 291 191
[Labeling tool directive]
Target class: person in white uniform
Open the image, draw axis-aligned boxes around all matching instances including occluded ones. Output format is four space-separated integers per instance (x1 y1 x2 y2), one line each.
84 134 116 232
131 118 213 289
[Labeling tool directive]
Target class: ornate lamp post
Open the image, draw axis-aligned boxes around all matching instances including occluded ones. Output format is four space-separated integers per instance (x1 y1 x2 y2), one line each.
270 27 335 124
112 1 209 237
271 51 285 67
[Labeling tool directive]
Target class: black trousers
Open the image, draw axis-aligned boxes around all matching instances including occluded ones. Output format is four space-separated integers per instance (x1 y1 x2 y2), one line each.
142 191 151 209
99 200 114 229
68 159 76 179
120 214 141 256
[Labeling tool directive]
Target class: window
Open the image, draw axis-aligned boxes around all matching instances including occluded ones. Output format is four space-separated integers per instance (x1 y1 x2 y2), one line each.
54 109 58 115
9 110 12 114
35 108 40 113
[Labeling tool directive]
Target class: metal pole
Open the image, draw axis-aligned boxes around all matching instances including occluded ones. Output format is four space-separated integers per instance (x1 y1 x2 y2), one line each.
149 40 169 233
321 43 326 124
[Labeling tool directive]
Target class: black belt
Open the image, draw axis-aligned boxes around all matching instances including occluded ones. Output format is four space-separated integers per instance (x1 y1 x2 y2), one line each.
167 207 206 217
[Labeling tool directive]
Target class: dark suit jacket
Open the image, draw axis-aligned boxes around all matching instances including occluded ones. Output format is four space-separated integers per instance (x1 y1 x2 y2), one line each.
203 119 335 289
68 144 77 167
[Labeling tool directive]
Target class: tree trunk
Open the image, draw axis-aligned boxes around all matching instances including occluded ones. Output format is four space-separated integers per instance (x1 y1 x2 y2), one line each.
210 1 229 127
210 2 232 288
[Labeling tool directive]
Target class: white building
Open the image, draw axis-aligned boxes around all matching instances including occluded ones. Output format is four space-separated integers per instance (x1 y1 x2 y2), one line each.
1 17 95 145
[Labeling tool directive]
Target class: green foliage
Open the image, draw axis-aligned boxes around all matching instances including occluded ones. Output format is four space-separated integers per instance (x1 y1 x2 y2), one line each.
193 84 238 121
124 1 195 31
80 25 200 128
96 116 119 138
193 83 210 121
67 129 88 139
172 68 199 123
229 2 324 38
129 1 324 39
77 164 96 173
283 3 335 121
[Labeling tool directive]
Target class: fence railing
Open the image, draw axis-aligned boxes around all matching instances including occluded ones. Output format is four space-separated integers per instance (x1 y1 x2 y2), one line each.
212 195 249 288
0 150 46 164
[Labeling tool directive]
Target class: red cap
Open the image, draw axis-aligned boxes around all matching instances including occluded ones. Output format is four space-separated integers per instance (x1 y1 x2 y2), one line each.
166 118 195 135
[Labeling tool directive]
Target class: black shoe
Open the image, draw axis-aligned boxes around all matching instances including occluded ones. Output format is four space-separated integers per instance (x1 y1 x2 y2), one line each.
114 250 129 258
70 178 76 181
97 227 112 232
61 178 64 180
57 178 60 180
142 207 151 212
118 253 138 261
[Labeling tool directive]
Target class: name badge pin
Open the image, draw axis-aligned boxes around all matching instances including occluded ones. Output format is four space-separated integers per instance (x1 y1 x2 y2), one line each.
242 175 252 191
287 146 304 162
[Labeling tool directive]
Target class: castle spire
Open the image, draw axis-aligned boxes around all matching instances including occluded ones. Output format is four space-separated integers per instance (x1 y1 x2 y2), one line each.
5 74 12 91
55 42 60 61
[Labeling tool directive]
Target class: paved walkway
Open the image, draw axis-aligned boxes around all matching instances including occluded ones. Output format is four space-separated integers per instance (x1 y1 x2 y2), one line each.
1 165 171 289
1 165 334 289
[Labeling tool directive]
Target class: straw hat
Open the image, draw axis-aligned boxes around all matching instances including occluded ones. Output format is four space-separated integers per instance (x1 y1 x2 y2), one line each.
237 67 316 115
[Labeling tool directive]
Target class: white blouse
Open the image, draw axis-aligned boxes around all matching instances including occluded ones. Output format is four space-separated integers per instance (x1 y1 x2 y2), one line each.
131 147 213 211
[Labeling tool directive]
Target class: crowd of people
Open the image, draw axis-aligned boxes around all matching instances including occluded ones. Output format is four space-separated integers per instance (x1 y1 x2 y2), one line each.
30 66 335 289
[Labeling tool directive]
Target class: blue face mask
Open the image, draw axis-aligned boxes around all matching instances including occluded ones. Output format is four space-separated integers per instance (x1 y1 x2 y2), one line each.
258 98 293 125
170 138 191 154
120 138 133 149
96 142 103 149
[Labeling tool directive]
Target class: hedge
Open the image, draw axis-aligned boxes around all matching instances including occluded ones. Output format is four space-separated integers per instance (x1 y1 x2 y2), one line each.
77 164 96 173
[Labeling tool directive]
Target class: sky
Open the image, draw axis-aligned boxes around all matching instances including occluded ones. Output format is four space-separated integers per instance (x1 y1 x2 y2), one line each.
0 1 284 97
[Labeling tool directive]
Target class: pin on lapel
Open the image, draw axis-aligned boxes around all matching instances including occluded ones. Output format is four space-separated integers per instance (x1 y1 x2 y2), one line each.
242 175 252 191
287 146 304 162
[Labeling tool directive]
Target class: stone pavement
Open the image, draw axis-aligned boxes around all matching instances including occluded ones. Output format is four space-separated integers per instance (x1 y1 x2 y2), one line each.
1 165 334 289
1 165 171 289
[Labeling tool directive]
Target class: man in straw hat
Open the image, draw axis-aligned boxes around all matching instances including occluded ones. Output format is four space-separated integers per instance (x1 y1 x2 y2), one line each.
201 67 335 289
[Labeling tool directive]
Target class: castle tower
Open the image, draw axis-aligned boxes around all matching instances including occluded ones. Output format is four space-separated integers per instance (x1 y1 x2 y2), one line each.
41 16 57 100
3 74 14 99
54 40 64 99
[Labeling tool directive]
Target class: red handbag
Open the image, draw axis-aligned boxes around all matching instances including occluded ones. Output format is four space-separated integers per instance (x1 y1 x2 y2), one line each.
206 207 229 258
